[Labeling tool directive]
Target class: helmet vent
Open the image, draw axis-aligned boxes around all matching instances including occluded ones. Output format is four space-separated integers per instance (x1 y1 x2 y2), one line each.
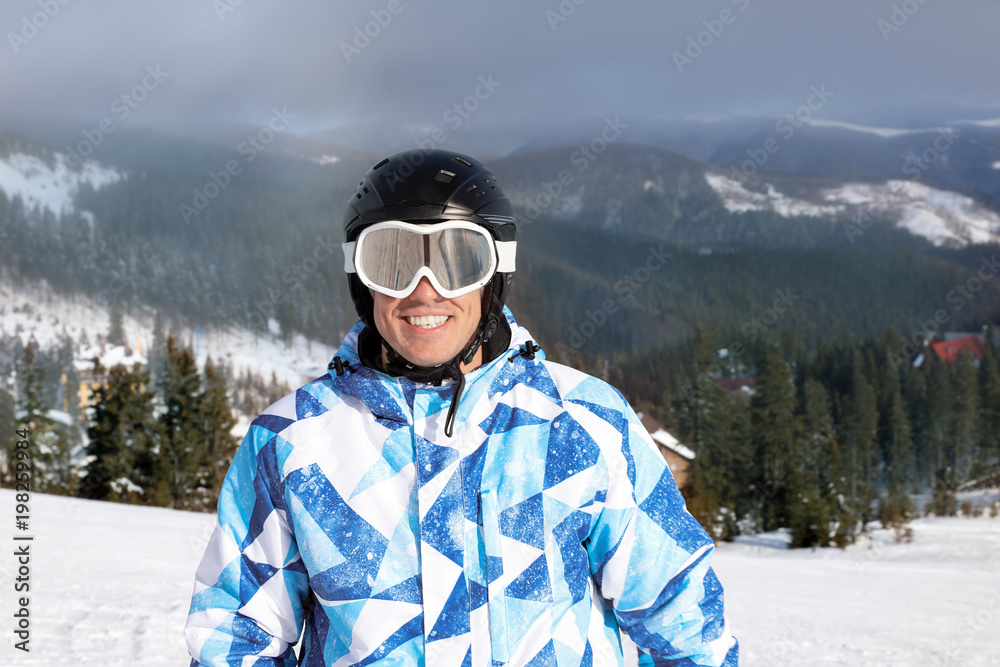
465 184 478 193
435 170 456 183
452 156 473 168
373 158 390 169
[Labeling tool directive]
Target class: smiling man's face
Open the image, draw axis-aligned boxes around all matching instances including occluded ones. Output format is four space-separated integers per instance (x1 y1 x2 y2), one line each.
372 277 483 371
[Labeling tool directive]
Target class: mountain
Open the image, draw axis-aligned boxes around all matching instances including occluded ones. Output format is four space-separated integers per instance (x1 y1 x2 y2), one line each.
2 128 999 369
706 121 1000 202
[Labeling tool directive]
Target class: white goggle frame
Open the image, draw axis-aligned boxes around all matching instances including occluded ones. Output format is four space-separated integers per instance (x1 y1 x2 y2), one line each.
342 220 517 299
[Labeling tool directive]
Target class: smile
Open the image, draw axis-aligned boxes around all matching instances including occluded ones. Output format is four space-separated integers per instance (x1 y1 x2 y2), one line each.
406 315 449 329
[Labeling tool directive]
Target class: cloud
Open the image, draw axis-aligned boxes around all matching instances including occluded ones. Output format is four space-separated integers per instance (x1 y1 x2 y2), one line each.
2 0 998 148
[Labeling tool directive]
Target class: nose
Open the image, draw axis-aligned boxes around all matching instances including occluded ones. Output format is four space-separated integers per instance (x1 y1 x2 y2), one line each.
408 276 445 302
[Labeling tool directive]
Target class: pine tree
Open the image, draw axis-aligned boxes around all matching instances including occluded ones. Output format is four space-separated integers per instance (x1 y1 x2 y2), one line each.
749 347 799 531
0 387 16 484
157 336 203 509
838 352 880 522
877 359 915 498
789 379 849 548
82 362 160 503
920 353 954 491
979 341 1000 471
198 358 239 506
14 344 74 493
107 303 126 347
951 352 981 484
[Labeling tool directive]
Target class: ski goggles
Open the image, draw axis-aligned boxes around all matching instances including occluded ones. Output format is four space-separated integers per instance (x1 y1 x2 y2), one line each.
342 220 516 299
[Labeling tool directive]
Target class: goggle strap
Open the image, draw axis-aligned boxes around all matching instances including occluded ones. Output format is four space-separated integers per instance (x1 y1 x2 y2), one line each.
496 241 516 273
342 242 357 273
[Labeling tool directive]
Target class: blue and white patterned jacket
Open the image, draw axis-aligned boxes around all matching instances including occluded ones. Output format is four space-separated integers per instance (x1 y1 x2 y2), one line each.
185 310 739 666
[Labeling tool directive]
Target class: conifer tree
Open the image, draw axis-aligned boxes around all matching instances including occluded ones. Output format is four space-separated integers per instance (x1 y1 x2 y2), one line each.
0 387 16 484
198 358 239 505
788 379 849 547
920 353 954 490
107 303 126 347
158 335 203 509
749 346 799 531
979 341 1000 469
951 352 981 483
82 362 160 503
877 359 914 497
838 352 879 522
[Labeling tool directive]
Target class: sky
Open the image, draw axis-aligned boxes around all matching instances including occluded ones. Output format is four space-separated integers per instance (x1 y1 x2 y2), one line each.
2 0 999 150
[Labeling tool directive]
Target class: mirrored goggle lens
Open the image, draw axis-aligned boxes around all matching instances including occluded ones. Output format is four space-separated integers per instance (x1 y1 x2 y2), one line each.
358 226 494 293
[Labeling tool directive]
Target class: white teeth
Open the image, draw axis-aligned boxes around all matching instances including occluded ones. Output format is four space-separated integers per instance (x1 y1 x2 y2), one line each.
406 315 448 329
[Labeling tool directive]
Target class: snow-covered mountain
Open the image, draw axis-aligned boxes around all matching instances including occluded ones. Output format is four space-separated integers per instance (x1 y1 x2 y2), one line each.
0 133 123 217
705 171 1000 247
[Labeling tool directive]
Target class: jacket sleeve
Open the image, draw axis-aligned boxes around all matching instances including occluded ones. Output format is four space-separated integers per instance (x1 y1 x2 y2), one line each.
185 422 311 666
586 401 739 667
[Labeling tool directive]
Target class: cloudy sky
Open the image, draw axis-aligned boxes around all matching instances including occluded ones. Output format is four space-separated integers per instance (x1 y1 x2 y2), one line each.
2 0 999 149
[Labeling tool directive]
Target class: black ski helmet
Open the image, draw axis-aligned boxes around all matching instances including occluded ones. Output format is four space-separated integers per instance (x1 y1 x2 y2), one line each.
342 149 517 345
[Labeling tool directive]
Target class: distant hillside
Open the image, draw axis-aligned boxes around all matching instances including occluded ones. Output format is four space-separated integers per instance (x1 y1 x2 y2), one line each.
2 129 999 374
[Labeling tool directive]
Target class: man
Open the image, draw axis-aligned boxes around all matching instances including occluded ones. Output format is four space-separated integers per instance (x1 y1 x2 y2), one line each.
185 149 739 666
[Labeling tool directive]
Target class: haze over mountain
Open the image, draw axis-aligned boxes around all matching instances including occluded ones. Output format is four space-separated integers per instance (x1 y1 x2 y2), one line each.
3 1 999 157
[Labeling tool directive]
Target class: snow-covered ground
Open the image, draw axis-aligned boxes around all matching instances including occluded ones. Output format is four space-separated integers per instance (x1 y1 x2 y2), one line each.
0 489 997 666
704 171 1000 247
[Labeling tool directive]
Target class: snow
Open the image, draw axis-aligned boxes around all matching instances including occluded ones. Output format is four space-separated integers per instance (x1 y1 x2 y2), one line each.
2 489 997 666
804 118 951 139
648 427 696 461
14 408 75 426
824 180 1000 247
0 152 122 217
0 281 339 396
704 172 844 217
715 509 1000 666
310 155 341 165
704 172 1000 247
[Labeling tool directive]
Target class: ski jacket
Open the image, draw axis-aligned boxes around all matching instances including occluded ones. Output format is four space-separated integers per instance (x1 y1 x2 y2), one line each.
185 310 739 666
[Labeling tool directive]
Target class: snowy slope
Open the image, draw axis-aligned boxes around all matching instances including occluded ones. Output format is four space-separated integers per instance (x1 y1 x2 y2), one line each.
0 150 122 217
0 489 997 666
705 171 1000 247
0 281 340 407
